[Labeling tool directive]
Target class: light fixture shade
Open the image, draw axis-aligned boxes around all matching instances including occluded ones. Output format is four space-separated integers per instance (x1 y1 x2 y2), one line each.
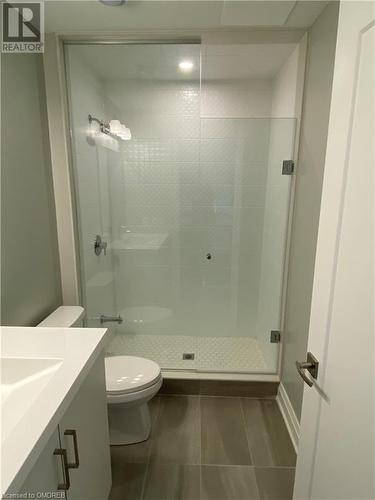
118 125 131 140
108 119 131 140
109 120 122 134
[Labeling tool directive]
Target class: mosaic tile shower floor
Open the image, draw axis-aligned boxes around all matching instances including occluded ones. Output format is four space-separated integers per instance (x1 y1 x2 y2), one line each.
106 334 269 372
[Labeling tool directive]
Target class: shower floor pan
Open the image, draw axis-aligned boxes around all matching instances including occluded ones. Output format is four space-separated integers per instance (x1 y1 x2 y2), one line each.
106 334 274 374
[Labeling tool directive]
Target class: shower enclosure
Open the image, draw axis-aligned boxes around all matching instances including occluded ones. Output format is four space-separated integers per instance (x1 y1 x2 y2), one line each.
64 40 296 375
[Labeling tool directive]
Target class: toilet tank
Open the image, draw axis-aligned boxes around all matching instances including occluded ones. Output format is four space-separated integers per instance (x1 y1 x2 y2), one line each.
37 306 85 327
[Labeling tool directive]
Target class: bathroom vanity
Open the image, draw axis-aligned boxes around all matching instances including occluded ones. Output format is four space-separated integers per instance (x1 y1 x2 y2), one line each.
1 326 112 499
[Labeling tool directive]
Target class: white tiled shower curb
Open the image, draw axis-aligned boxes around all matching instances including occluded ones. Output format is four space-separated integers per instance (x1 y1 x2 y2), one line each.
276 382 300 453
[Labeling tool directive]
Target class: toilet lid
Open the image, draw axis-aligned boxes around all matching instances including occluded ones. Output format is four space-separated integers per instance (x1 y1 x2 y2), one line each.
105 356 161 395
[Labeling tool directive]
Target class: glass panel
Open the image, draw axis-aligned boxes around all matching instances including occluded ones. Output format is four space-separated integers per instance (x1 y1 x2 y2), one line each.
65 42 295 374
196 118 295 373
65 43 201 370
64 46 118 331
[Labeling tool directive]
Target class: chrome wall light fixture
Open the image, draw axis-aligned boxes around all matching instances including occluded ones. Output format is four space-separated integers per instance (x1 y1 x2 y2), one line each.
88 114 131 141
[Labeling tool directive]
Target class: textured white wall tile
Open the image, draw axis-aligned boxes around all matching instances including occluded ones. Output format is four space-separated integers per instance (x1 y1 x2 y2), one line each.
201 80 273 118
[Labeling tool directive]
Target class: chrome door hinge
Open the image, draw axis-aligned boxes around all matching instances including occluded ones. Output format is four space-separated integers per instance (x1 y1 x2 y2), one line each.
282 160 295 175
270 330 281 343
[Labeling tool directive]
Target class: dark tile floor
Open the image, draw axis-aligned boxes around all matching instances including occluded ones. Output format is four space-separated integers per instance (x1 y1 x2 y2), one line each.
109 395 296 500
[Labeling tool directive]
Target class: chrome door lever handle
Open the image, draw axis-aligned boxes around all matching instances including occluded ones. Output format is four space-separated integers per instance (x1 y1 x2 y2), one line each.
296 352 319 387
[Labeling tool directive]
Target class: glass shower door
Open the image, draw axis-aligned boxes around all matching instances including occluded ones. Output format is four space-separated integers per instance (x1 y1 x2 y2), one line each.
194 118 296 373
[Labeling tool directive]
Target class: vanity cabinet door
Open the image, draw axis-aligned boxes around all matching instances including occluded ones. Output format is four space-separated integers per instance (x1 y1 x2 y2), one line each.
58 354 112 500
19 428 67 498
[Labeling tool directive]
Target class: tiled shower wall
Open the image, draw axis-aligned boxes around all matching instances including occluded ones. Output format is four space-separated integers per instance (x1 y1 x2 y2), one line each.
103 76 290 351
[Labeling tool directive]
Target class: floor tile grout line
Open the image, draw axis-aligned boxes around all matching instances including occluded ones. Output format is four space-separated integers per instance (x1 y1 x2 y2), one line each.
147 395 161 465
199 394 202 499
198 394 202 466
238 401 262 500
139 462 149 500
200 464 296 469
240 397 255 467
141 396 161 500
115 460 296 470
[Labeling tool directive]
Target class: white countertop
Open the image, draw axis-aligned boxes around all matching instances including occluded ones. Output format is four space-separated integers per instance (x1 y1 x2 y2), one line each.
1 326 109 495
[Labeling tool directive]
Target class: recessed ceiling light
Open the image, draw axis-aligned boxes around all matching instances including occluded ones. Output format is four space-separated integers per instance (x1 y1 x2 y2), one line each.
179 60 194 72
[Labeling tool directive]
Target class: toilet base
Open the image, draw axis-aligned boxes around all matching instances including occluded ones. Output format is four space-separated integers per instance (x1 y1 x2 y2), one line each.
108 402 151 445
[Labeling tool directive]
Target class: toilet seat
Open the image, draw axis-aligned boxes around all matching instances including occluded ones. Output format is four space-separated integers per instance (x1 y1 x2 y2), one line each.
107 377 163 404
105 355 162 396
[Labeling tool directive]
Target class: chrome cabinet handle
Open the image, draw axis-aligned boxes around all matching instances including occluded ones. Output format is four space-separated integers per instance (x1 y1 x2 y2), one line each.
296 352 319 387
64 429 80 469
54 448 70 491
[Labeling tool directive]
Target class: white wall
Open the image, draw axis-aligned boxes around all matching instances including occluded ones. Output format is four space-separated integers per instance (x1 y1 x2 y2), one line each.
281 1 339 420
271 45 301 118
256 44 301 367
1 54 62 326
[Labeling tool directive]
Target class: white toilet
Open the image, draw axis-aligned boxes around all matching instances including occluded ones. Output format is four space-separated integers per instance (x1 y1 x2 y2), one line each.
105 355 162 445
38 306 162 446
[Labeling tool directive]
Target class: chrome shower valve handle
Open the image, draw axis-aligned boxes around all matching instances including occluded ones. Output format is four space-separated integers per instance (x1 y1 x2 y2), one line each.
94 235 107 256
100 314 123 324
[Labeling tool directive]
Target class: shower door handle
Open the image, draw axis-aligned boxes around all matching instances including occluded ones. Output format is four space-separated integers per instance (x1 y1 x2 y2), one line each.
296 352 319 387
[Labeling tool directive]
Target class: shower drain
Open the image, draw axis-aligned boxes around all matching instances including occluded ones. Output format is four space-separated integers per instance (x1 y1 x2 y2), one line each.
182 353 195 360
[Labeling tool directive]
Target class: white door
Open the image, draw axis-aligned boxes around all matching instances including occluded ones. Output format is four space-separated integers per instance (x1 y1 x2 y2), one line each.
294 2 375 499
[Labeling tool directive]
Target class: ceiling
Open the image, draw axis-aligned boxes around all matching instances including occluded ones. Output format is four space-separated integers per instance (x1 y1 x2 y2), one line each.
68 42 298 82
45 1 329 33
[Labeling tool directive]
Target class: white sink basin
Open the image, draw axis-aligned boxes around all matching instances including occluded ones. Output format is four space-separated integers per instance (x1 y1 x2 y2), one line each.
2 357 62 388
1 357 63 438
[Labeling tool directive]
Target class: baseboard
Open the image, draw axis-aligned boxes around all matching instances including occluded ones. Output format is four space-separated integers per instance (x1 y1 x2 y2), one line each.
276 382 300 452
159 378 279 398
162 370 279 382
